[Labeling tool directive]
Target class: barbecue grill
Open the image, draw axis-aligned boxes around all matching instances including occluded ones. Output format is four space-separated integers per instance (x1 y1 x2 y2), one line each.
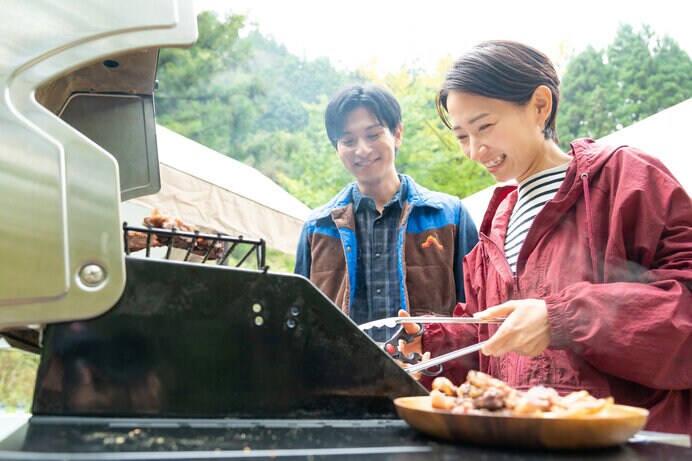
0 1 689 459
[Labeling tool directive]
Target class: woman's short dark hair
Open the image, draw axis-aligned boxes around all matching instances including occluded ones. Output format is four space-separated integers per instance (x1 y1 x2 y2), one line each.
325 83 402 148
437 40 560 143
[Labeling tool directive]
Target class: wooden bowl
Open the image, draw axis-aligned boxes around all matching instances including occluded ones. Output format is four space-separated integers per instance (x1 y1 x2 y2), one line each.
394 396 649 449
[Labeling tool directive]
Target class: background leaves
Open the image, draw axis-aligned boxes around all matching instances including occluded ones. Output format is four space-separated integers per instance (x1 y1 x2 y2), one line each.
156 16 691 210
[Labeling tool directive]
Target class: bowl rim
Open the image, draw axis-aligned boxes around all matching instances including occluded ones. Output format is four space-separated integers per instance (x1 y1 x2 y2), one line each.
393 395 650 421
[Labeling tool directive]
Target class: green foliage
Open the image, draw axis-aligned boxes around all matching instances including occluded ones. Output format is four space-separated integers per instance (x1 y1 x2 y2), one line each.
223 32 360 185
155 11 260 154
156 13 690 216
276 101 353 208
0 349 38 411
558 24 692 149
266 247 296 273
156 12 360 206
240 31 358 132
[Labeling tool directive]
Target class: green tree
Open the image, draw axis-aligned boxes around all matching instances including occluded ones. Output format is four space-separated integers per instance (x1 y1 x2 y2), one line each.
558 46 614 143
156 13 357 189
276 100 352 208
650 35 692 110
0 349 38 411
155 11 261 154
225 31 358 175
558 24 692 149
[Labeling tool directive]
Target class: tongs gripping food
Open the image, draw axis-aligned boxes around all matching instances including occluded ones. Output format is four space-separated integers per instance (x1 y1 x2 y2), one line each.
361 316 505 377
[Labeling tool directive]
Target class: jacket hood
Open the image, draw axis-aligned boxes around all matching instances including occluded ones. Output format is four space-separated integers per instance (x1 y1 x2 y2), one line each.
569 138 624 178
477 139 624 235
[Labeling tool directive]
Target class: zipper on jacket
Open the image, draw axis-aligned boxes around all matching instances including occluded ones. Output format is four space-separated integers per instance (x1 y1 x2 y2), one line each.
482 233 520 298
514 273 520 298
580 172 600 283
397 202 414 312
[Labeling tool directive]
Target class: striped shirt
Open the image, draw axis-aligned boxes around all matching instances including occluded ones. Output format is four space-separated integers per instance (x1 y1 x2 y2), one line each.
505 162 571 274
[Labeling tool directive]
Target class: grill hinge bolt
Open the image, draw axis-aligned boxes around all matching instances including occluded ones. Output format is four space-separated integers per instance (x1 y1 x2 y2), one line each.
79 264 106 287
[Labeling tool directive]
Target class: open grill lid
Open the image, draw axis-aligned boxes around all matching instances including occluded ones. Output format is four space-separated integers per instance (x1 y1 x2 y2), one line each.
0 0 197 329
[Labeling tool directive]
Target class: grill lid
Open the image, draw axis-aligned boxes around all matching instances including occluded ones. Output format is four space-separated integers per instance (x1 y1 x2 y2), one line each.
0 0 197 330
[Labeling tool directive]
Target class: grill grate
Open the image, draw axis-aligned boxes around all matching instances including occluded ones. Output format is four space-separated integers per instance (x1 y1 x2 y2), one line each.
122 223 266 270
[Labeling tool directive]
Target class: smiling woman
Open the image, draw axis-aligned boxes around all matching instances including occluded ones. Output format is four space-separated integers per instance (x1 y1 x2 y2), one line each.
404 39 692 438
444 90 570 184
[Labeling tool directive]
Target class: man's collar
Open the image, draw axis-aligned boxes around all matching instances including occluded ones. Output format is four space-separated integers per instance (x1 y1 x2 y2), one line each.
352 174 406 211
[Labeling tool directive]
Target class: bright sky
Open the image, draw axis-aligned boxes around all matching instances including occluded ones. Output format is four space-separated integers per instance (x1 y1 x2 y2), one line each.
193 0 691 74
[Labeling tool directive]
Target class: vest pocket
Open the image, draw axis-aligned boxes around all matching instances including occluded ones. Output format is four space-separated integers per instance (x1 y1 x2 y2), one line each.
406 265 455 316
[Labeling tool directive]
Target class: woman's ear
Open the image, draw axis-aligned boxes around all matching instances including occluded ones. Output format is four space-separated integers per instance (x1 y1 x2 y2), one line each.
394 123 403 148
531 85 553 127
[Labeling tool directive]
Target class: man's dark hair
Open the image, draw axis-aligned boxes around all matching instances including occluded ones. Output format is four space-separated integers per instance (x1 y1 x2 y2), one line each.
325 83 402 149
436 40 561 143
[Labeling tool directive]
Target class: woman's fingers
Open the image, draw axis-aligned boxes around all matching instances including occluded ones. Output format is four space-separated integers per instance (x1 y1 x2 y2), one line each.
395 309 424 366
473 302 516 319
480 299 551 357
397 334 423 357
477 302 517 355
482 322 513 356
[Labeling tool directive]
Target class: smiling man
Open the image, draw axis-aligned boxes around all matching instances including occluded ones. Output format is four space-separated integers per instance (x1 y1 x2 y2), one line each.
295 84 478 341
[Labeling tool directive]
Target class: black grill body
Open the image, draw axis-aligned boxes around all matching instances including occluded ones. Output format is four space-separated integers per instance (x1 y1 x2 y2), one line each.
1 259 690 458
30 258 425 419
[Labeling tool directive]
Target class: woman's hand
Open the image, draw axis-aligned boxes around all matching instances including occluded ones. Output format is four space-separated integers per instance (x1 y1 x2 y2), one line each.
395 309 430 380
473 299 551 357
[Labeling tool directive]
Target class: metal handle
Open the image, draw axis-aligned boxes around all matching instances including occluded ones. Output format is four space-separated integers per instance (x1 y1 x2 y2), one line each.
384 324 424 365
404 340 488 374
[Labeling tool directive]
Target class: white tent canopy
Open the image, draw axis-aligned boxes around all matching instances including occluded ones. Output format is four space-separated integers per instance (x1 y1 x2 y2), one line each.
461 98 692 226
125 125 311 255
597 98 692 192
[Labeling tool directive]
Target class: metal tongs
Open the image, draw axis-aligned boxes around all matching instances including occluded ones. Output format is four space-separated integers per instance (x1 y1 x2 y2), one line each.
358 316 505 331
358 316 504 376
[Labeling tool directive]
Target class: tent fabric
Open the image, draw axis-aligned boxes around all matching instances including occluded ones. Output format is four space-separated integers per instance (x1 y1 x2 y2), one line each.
596 98 692 193
127 125 311 255
461 98 692 227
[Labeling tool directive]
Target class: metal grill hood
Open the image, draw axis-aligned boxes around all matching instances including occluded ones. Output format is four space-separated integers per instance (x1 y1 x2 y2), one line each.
0 0 197 329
